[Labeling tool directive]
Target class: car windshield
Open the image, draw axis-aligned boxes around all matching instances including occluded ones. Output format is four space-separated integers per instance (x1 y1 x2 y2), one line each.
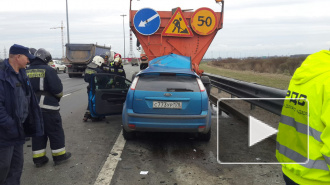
135 74 200 92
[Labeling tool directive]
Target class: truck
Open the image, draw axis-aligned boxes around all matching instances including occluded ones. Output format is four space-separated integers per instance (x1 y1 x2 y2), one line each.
129 0 224 94
65 44 112 78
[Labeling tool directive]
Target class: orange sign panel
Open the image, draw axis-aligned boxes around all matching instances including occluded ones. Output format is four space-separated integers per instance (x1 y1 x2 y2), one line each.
191 7 217 35
162 7 194 37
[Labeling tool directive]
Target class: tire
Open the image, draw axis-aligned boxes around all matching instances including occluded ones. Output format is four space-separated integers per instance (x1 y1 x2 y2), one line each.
198 128 211 142
64 67 66 73
68 73 73 78
140 63 148 70
201 76 211 97
56 68 60 73
123 128 136 140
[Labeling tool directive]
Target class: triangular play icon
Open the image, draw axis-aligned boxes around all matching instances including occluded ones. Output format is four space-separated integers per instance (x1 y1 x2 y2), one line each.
249 116 278 147
162 7 194 37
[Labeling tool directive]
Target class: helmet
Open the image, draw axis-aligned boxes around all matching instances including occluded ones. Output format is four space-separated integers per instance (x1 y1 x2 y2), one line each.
114 53 122 63
35 48 52 63
100 53 109 64
114 53 122 59
140 55 148 61
29 48 37 55
92 56 104 67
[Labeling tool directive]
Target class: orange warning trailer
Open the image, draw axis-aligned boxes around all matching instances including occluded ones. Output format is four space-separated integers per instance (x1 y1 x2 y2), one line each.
129 0 224 75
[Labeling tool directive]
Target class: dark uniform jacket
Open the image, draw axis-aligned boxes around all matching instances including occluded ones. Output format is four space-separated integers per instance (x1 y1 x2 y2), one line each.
0 59 44 148
84 66 105 84
109 62 126 78
26 59 63 110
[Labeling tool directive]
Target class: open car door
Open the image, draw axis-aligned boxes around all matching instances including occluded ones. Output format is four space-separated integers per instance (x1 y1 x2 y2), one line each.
89 74 131 117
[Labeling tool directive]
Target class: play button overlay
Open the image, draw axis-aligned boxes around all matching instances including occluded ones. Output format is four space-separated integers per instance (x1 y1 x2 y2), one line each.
249 116 278 147
217 98 309 164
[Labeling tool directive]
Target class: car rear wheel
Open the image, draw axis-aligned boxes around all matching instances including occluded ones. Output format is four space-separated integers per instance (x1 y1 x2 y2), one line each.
64 67 66 73
198 128 211 142
123 128 136 140
56 68 60 73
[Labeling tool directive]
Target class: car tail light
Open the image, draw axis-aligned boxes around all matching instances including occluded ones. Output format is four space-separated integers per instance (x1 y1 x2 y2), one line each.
51 65 55 67
196 78 205 92
130 76 139 90
128 124 136 129
66 64 72 68
198 126 206 132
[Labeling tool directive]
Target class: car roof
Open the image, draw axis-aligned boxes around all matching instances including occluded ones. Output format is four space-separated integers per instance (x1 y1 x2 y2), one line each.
138 54 199 77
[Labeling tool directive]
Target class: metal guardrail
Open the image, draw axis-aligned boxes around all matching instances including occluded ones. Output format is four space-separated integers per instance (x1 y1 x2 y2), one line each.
203 73 287 116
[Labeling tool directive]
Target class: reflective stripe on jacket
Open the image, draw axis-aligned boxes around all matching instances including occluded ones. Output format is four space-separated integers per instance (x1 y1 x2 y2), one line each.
84 67 105 83
109 62 126 77
276 50 330 185
27 59 63 110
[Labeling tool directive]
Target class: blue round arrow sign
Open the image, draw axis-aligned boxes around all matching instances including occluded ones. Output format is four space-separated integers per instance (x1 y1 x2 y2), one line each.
133 8 161 36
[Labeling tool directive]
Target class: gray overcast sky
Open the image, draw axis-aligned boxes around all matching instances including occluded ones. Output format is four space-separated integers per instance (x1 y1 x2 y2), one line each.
0 0 329 59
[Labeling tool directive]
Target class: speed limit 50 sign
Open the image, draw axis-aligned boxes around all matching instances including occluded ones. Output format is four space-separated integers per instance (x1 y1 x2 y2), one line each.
191 8 218 35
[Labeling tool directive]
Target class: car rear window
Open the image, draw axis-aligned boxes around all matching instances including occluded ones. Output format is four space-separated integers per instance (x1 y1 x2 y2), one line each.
135 74 200 92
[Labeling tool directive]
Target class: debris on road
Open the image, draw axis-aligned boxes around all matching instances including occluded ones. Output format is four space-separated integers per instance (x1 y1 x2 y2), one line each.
140 171 148 175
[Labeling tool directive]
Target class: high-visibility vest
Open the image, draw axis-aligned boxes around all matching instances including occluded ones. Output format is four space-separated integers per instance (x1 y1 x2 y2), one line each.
276 50 330 185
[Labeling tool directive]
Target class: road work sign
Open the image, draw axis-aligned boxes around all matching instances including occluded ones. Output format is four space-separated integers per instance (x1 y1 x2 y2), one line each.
133 8 161 35
162 7 193 37
191 7 217 35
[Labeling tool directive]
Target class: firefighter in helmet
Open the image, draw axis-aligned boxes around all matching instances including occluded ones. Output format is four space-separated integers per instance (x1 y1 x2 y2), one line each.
26 48 71 167
109 53 126 78
83 56 106 121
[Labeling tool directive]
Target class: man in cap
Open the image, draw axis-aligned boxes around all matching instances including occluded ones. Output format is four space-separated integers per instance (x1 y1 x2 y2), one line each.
0 44 44 185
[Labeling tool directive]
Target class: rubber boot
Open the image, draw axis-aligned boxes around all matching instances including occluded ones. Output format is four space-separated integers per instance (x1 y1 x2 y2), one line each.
53 152 72 166
33 156 49 168
83 112 91 122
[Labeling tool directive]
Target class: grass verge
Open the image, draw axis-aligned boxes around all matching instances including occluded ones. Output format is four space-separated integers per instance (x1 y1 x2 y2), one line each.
200 62 292 90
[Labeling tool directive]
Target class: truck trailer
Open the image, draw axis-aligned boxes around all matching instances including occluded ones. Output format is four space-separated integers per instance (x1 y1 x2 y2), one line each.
65 44 112 78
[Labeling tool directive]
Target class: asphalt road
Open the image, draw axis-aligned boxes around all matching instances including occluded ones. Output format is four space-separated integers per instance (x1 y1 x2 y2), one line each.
20 64 285 185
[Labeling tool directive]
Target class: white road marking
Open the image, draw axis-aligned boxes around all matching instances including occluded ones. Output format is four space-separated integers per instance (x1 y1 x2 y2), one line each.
62 93 71 98
94 130 126 185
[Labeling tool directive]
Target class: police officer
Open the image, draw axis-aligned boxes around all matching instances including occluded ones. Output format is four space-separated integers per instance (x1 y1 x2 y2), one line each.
276 50 330 184
83 56 106 121
0 44 43 185
26 48 71 167
109 53 126 77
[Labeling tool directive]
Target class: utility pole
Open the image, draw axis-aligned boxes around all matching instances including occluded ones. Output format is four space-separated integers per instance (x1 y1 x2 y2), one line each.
120 14 127 59
66 0 70 44
50 21 65 60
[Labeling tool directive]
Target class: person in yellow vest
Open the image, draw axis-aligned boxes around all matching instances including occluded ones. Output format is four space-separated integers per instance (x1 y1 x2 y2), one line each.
276 50 330 185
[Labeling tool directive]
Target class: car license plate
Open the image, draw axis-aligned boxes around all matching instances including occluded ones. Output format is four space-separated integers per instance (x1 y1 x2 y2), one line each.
153 101 182 109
